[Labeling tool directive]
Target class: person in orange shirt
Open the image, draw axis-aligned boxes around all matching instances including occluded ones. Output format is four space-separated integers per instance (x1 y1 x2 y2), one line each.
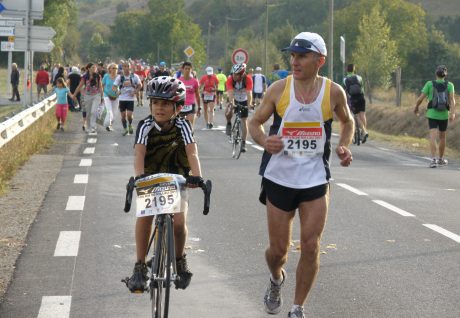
199 67 219 129
36 65 50 100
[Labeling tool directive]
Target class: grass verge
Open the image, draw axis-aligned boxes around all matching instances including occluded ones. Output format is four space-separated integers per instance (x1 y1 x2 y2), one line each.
0 105 23 119
0 110 55 195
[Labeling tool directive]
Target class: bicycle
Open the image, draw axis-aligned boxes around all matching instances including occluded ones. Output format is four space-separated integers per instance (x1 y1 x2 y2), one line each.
230 103 246 159
123 173 212 318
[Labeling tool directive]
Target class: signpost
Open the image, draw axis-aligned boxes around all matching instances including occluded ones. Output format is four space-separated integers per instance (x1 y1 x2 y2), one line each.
183 46 195 59
340 35 345 78
14 38 54 52
0 25 14 36
231 48 249 65
1 41 15 51
0 0 44 20
14 25 56 39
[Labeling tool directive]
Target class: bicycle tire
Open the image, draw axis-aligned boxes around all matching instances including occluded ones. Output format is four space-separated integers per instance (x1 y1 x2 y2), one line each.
232 118 242 159
151 217 171 318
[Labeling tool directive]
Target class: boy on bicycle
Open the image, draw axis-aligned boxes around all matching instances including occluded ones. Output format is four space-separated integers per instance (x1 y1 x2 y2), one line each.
126 76 203 293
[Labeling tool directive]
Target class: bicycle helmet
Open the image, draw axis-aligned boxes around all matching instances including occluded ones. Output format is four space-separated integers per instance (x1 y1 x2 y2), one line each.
231 63 246 75
146 76 186 106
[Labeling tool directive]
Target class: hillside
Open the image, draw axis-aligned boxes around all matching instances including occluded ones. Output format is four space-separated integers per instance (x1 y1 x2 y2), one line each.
407 0 460 17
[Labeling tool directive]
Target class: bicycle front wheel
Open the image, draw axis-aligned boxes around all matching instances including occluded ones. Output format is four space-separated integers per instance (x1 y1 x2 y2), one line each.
151 217 172 318
232 119 242 159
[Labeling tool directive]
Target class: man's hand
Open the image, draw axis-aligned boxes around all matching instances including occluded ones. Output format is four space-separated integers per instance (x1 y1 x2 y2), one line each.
449 112 456 123
336 145 353 167
264 135 284 154
413 105 420 116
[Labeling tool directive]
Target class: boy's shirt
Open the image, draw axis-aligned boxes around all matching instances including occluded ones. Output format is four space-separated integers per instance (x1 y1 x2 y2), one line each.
135 116 195 177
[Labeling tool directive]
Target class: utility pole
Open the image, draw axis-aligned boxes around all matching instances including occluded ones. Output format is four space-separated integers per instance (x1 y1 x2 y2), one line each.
206 21 212 66
328 0 334 80
264 0 268 73
225 18 229 72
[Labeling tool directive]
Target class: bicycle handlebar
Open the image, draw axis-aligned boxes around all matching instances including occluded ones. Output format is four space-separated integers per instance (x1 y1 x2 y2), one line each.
123 175 212 215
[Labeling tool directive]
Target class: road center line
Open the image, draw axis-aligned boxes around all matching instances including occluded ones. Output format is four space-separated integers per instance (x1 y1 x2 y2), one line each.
372 200 415 217
83 147 95 154
65 196 85 211
37 296 71 318
79 159 92 167
54 231 81 257
336 183 368 196
73 174 88 184
423 224 460 243
87 138 97 144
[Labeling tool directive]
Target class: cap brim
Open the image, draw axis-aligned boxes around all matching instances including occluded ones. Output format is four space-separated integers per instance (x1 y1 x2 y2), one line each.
206 71 213 75
281 46 316 54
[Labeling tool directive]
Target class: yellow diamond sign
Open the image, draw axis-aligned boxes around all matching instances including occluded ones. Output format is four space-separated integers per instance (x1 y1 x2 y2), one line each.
184 46 195 58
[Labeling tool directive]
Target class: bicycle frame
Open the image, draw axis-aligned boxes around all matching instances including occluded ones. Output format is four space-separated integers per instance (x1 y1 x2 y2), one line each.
231 104 244 159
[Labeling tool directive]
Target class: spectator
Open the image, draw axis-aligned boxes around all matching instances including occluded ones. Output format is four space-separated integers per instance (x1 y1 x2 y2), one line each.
9 63 20 102
68 66 82 112
35 65 50 100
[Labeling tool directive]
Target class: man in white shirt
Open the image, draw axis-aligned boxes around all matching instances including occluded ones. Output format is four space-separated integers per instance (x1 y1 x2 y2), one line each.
252 67 267 109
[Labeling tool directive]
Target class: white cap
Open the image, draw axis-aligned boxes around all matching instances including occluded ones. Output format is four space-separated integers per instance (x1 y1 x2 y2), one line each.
282 32 327 56
255 66 262 71
206 66 213 75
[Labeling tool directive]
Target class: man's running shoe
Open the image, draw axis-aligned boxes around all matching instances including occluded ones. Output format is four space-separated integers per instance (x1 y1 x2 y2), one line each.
429 158 437 168
126 261 148 293
263 268 286 314
226 122 231 136
437 158 448 166
82 125 86 131
241 141 247 153
123 128 129 136
56 123 61 130
362 132 369 144
288 306 305 318
106 125 113 131
128 125 134 134
174 254 193 290
209 123 214 129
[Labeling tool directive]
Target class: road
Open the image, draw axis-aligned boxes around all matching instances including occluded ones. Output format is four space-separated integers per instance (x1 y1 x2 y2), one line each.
0 104 459 318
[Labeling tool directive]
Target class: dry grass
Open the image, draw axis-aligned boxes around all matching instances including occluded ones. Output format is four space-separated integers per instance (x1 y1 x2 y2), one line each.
0 105 23 119
0 110 55 195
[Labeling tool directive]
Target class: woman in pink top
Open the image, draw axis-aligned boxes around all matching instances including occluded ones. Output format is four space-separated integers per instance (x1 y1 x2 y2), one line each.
179 61 201 128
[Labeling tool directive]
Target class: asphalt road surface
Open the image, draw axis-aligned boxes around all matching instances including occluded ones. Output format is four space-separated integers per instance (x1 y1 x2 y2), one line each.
0 104 459 318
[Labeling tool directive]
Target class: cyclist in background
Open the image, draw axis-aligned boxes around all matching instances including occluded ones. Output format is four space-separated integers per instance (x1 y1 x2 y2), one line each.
216 68 227 109
225 63 253 152
154 61 171 77
343 64 368 143
126 76 203 293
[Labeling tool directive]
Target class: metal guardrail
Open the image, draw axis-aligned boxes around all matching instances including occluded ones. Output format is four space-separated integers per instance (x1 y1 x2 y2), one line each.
0 94 56 148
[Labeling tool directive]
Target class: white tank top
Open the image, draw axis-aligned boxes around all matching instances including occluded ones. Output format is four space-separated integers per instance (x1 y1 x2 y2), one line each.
261 75 333 189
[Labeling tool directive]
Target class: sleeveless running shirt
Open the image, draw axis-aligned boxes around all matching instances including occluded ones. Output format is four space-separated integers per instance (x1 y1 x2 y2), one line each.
259 75 333 189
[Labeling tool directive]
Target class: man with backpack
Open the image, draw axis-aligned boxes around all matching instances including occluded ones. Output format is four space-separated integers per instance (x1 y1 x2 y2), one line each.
344 64 368 143
113 62 142 135
414 65 456 168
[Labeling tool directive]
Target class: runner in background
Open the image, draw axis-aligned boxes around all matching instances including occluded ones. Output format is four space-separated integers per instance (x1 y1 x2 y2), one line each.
179 62 201 128
216 68 227 110
199 67 219 129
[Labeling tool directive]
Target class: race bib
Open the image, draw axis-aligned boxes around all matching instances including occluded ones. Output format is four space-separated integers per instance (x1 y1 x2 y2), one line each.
135 175 182 217
203 93 215 101
281 122 325 158
181 104 193 113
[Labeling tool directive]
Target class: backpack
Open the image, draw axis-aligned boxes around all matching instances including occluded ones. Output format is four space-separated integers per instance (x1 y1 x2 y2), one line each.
345 75 363 96
119 73 135 89
429 80 450 111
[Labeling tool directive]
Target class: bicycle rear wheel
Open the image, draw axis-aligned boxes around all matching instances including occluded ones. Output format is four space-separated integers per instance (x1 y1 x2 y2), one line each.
151 216 172 318
232 119 242 159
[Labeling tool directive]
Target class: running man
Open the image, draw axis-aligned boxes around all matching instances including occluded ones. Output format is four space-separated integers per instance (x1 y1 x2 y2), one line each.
113 62 142 136
249 32 354 318
414 65 456 167
344 63 368 142
199 66 219 129
134 64 146 107
216 68 227 109
252 66 267 109
225 63 253 152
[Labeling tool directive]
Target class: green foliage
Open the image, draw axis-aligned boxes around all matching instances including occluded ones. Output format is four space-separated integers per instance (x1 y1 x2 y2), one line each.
352 4 399 99
88 33 111 62
435 16 460 44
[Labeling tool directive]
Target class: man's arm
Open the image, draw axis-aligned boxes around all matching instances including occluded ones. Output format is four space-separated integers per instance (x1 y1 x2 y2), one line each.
331 82 354 167
414 92 427 115
449 89 456 122
249 79 285 153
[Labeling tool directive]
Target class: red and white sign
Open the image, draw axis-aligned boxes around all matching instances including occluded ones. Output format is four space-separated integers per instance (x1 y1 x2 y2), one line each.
231 48 249 65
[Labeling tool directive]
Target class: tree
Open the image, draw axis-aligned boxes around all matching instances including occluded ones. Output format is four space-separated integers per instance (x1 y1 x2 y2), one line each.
352 4 399 103
88 33 110 62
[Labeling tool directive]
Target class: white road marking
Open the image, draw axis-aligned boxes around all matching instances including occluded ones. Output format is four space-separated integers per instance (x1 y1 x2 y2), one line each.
377 147 390 151
37 296 71 318
54 231 81 256
79 159 92 167
83 147 95 154
88 132 97 136
246 140 253 145
87 138 97 144
73 174 88 184
65 196 85 211
372 200 415 217
336 183 368 196
423 224 460 243
252 145 264 151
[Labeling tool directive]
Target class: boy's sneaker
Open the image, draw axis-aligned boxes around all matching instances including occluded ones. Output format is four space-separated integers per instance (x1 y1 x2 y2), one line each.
174 254 193 290
429 158 437 168
437 158 448 166
288 307 305 318
263 268 286 314
126 261 148 293
128 125 134 134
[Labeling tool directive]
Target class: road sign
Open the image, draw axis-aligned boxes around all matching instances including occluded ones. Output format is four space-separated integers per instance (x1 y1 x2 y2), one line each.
0 26 14 36
0 17 23 26
0 0 44 20
14 25 56 40
8 36 14 42
13 38 54 52
1 41 15 51
184 46 195 58
231 48 249 65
